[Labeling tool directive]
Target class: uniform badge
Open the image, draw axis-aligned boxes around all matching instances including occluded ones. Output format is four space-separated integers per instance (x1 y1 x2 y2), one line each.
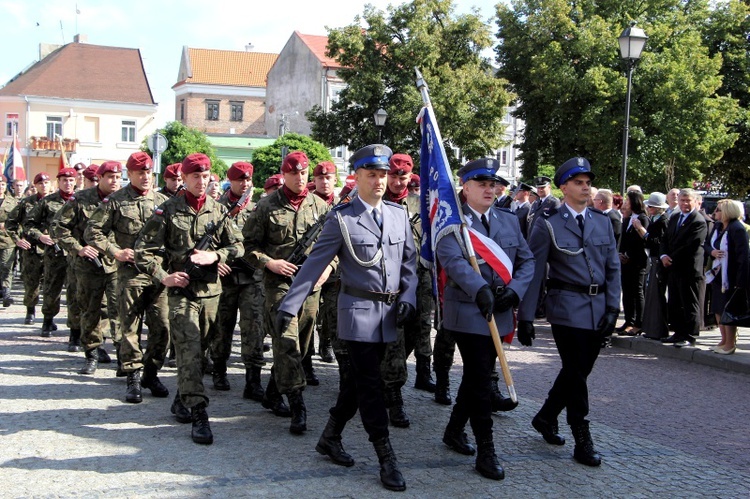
486 159 492 168
102 197 109 203
577 157 584 166
374 146 383 156
562 212 569 219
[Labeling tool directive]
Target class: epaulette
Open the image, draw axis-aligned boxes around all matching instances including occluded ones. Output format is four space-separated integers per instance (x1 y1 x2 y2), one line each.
542 207 558 218
383 200 405 210
495 207 512 214
332 202 350 212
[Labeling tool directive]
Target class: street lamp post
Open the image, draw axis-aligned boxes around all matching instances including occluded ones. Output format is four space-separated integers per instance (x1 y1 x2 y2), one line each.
618 22 648 195
373 108 388 142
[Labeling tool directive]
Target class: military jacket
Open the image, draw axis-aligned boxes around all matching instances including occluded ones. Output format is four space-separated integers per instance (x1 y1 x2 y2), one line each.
84 186 168 262
218 190 261 283
134 195 244 298
243 189 332 286
50 187 117 273
26 191 70 256
0 195 19 250
5 194 44 255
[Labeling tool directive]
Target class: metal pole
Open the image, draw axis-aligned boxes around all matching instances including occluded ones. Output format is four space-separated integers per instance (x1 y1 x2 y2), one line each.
620 61 634 196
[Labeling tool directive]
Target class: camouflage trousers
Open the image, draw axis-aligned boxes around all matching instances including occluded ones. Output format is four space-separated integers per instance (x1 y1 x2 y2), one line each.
78 269 117 351
20 250 43 308
41 251 67 318
381 265 434 390
65 256 81 329
266 283 320 395
117 269 169 373
0 247 15 292
170 292 219 409
210 276 265 368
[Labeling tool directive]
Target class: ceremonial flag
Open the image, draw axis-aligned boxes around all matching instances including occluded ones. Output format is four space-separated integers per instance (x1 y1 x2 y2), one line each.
3 133 26 185
58 136 69 171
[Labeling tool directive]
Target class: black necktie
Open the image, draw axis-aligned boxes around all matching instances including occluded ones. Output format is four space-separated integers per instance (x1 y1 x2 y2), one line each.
576 214 584 234
372 208 382 230
678 214 686 228
481 213 490 233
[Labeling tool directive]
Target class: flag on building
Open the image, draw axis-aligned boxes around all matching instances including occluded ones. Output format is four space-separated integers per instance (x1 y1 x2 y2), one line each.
3 133 26 185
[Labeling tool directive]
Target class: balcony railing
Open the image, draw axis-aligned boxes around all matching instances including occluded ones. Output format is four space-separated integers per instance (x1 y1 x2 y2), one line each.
29 137 79 152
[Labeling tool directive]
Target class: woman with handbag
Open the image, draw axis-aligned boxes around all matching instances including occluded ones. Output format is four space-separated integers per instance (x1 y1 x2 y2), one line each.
705 199 749 354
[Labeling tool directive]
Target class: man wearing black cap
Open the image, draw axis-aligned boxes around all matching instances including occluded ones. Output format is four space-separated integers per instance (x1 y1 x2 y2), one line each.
513 182 535 238
493 176 512 209
276 144 417 492
517 157 620 467
527 176 560 233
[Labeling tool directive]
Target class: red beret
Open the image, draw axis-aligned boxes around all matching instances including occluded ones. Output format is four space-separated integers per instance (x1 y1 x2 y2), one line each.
97 161 122 177
57 167 78 178
182 153 211 175
83 165 100 181
281 151 309 173
388 153 413 175
126 151 153 171
227 161 254 181
163 163 182 180
313 161 337 177
408 173 420 188
73 162 87 172
33 173 50 184
306 181 316 191
264 174 284 190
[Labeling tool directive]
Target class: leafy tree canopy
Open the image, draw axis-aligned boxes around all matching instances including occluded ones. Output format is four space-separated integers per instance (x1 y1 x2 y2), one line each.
250 133 334 187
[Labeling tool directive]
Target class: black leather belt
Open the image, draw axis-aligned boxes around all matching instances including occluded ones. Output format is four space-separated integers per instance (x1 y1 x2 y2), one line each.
547 278 605 296
341 284 400 305
446 278 505 295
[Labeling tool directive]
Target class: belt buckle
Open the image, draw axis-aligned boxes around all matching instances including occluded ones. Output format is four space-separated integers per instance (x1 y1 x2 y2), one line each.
588 284 598 296
386 293 398 305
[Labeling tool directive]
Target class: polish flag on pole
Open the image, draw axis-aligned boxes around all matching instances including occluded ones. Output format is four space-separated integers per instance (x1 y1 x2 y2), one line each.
3 133 26 183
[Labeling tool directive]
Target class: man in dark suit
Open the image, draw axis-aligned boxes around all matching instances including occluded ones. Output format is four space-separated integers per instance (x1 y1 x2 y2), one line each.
276 144 417 492
526 176 561 233
660 188 707 347
593 189 622 246
513 182 535 239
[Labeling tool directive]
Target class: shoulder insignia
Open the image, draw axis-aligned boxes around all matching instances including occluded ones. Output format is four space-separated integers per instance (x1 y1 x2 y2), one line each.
155 208 164 215
383 200 405 210
102 197 110 203
542 207 558 218
332 202 349 212
495 207 512 214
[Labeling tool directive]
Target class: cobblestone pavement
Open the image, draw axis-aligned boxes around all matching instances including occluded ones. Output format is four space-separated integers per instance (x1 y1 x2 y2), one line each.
1 282 749 498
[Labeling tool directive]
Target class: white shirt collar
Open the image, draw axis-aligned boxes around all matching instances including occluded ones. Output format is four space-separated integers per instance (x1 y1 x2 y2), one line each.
467 204 492 222
564 204 587 219
359 197 382 214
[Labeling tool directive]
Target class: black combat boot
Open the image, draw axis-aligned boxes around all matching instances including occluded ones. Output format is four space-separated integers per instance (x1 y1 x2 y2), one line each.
79 348 98 375
318 338 334 363
67 329 82 352
125 369 143 403
433 365 452 405
302 351 319 386
40 316 53 338
261 374 291 417
475 437 505 480
142 363 169 398
442 409 475 455
372 436 406 491
211 358 230 391
571 421 601 467
386 387 410 428
531 413 566 445
2 287 13 307
25 307 35 325
287 390 307 435
243 366 264 402
191 403 213 445
315 415 354 467
414 354 436 392
170 391 191 424
491 377 518 412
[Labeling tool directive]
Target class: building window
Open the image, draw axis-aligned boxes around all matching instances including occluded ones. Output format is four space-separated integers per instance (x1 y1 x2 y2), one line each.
121 120 136 143
501 150 508 166
46 116 63 139
5 113 19 137
206 101 219 120
230 102 243 122
180 100 185 121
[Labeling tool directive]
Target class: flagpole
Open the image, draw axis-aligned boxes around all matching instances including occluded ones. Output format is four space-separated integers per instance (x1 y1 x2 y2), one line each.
415 68 517 403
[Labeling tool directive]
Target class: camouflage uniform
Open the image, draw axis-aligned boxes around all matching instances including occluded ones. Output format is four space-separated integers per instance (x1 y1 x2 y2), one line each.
84 186 170 373
51 187 119 351
0 194 19 301
26 191 78 329
6 194 45 310
135 195 243 409
210 191 266 386
243 188 331 396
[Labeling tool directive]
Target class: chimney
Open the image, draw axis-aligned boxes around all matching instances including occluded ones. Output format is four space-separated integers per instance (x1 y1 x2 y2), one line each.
74 34 88 43
245 43 255 52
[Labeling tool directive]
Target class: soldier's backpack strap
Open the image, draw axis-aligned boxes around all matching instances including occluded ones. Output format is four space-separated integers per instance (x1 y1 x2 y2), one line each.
336 211 383 267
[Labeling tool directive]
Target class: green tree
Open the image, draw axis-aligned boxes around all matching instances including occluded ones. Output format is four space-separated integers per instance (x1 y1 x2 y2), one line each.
306 0 513 171
142 121 227 183
250 133 334 187
495 0 740 192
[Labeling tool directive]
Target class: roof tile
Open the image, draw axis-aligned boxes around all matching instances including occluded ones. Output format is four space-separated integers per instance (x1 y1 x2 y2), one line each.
185 48 278 87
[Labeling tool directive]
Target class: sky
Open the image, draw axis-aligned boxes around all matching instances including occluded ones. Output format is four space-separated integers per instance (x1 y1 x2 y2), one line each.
1 0 501 128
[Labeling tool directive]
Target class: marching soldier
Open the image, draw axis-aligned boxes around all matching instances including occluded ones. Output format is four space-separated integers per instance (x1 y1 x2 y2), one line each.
81 165 99 189
243 151 332 434
262 174 283 196
51 161 122 364
209 161 266 401
380 152 435 429
436 158 534 480
6 173 53 324
26 168 79 337
276 144 417 491
0 175 19 308
517 157 620 467
160 163 184 197
85 151 170 404
136 153 244 445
